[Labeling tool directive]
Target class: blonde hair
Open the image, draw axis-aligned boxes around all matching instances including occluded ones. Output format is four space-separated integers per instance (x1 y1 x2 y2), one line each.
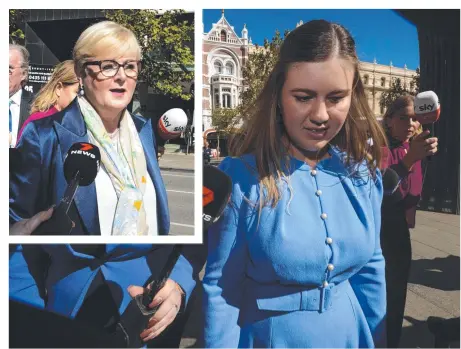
29 60 78 114
230 20 387 208
73 21 141 75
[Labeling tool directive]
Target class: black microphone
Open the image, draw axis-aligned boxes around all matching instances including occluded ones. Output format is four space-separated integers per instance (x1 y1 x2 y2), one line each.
203 164 233 231
382 167 401 196
33 142 100 235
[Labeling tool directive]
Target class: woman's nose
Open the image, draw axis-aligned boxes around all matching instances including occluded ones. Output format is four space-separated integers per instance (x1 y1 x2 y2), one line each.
309 100 329 125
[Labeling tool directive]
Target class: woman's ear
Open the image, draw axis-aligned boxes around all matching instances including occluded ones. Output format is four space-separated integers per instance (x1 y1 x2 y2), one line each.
55 82 63 98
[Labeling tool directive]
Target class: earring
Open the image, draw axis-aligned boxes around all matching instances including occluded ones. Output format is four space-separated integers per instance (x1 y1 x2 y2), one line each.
78 84 84 96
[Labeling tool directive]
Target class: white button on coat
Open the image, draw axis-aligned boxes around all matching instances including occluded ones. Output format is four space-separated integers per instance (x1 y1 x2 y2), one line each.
316 190 322 196
321 213 328 220
327 264 335 271
323 281 329 287
311 169 318 176
326 237 333 244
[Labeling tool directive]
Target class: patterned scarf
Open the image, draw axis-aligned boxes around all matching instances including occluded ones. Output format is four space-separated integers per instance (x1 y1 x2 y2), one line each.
78 96 149 236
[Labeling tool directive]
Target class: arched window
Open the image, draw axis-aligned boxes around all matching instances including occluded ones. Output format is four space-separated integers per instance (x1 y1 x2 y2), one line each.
214 61 222 75
381 77 386 87
363 74 369 85
220 30 227 42
225 62 234 75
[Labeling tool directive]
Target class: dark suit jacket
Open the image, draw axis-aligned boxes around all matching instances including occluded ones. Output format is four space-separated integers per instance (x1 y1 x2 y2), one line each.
10 97 170 235
18 88 33 131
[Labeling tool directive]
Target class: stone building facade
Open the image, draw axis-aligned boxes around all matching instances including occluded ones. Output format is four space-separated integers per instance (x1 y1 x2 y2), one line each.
203 12 417 136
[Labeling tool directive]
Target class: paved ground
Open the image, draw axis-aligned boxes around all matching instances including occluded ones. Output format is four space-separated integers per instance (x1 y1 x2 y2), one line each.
159 153 195 172
179 210 460 348
162 169 194 236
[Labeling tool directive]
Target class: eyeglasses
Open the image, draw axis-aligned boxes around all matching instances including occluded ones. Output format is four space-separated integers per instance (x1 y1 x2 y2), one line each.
83 60 142 78
9 66 22 75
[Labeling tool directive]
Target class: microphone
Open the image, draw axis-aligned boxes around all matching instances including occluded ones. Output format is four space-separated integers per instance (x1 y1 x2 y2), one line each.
414 91 441 125
33 142 101 235
203 165 233 231
382 167 401 196
157 108 188 140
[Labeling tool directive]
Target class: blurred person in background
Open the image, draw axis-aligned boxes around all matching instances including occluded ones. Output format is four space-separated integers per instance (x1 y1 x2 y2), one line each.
17 60 79 142
9 44 32 147
380 94 438 347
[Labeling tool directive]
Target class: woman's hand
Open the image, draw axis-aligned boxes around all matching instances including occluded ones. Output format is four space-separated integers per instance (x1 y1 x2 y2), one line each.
128 279 184 342
403 130 438 169
9 207 54 235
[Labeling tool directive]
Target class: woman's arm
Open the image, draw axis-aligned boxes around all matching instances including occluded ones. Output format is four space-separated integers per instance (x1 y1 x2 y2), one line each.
349 170 387 348
202 157 248 348
10 123 47 224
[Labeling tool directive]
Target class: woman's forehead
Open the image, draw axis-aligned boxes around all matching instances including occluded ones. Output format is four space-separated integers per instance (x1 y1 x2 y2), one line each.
285 59 354 91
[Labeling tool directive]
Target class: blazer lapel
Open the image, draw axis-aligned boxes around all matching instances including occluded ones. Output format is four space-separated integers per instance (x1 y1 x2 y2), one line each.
54 99 100 235
134 115 170 235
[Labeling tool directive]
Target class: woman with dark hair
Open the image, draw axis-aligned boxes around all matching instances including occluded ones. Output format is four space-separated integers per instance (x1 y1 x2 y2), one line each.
203 20 388 348
380 94 438 347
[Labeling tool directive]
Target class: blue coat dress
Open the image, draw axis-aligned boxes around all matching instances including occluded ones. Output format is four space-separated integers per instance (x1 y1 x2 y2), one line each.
203 147 387 348
10 97 169 235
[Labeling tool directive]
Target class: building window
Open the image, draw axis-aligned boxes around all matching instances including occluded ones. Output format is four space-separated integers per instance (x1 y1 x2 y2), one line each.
214 93 220 109
225 62 234 75
223 94 231 108
220 30 227 42
381 77 386 87
363 74 369 85
214 61 222 74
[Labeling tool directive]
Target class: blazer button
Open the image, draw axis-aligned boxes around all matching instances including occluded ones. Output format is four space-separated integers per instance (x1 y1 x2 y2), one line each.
316 190 322 196
323 281 329 287
326 237 333 244
311 169 318 176
321 213 328 220
327 264 335 271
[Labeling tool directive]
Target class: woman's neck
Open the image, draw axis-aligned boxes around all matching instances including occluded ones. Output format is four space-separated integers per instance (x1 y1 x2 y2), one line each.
283 135 330 167
84 97 123 133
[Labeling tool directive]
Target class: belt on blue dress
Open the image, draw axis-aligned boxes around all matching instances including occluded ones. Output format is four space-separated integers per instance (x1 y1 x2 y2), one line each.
251 280 351 314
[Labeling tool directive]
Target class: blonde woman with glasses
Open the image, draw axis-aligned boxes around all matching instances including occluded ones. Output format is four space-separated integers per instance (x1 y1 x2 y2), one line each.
10 20 204 348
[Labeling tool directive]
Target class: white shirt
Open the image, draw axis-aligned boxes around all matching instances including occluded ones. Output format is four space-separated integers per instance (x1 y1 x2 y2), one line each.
9 89 22 147
94 130 158 236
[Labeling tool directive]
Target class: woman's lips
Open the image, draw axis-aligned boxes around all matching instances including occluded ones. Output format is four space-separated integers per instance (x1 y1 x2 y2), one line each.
110 88 126 97
304 127 328 140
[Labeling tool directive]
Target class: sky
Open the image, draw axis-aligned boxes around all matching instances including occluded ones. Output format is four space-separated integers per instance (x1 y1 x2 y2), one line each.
203 9 420 70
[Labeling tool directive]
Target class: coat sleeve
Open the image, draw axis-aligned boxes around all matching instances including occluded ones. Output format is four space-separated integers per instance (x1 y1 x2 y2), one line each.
10 122 48 224
349 170 387 348
202 157 248 348
169 242 208 306
9 245 50 309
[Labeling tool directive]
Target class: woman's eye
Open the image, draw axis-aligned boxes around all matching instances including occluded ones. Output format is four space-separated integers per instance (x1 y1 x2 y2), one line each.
328 96 344 104
294 96 313 102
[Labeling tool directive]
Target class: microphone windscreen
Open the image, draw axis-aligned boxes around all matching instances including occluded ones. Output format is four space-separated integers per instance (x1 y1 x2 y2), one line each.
203 165 232 230
382 167 400 195
414 90 440 124
63 143 101 186
157 108 188 140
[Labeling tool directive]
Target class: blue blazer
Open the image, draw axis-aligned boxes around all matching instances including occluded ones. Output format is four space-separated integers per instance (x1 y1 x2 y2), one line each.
203 150 387 348
10 243 204 317
10 98 169 235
